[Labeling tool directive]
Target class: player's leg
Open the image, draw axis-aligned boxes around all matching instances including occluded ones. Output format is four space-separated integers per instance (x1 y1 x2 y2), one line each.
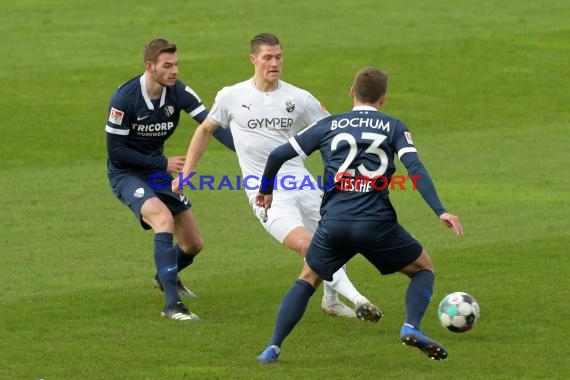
357 220 445 359
363 220 444 360
110 175 196 321
258 261 322 363
254 197 349 315
280 225 310 256
399 249 446 360
161 208 202 299
156 190 203 267
140 198 178 303
173 208 203 262
141 197 198 321
261 193 353 316
151 192 201 299
279 226 354 317
400 249 435 329
171 208 203 298
299 192 374 312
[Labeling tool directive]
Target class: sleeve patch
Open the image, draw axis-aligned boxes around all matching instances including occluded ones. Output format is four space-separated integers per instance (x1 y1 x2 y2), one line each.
108 107 124 125
404 131 414 145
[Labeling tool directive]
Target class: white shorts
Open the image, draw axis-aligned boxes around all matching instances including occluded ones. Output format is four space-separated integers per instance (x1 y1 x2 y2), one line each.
251 188 322 243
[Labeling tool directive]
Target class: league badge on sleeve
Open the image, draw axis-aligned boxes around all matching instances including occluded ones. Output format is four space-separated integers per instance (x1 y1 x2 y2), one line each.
405 131 414 145
109 107 124 125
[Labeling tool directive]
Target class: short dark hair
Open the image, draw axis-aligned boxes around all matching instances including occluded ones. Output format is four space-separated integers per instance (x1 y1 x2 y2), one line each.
250 33 281 54
352 67 389 103
144 38 177 63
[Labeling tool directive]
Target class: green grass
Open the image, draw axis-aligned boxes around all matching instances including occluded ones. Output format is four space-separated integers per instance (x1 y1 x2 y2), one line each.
1 0 569 378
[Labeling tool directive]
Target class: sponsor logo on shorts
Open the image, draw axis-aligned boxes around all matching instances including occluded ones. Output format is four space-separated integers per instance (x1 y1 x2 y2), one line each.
134 187 145 198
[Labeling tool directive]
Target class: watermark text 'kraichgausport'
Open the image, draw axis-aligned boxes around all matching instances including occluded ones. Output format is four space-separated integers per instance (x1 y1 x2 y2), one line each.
147 171 422 192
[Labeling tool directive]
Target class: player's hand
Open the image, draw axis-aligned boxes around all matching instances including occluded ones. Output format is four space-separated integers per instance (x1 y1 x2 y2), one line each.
167 156 186 173
171 175 181 194
255 193 273 211
439 212 463 237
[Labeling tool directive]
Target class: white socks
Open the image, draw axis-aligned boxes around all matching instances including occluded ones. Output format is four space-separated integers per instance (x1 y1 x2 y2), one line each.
322 265 369 306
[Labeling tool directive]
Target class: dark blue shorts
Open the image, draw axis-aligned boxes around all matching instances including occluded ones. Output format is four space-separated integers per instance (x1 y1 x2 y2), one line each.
109 172 191 230
306 219 423 281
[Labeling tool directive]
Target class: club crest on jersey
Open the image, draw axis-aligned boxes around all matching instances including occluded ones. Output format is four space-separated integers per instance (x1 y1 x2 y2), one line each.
109 107 124 124
285 98 295 112
405 131 414 145
164 106 175 118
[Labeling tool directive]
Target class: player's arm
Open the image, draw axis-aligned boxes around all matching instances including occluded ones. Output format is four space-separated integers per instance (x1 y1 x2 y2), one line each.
106 132 167 171
192 109 235 151
105 102 170 172
256 120 326 208
180 82 235 151
172 118 220 193
399 152 463 236
299 92 330 129
212 124 235 151
255 143 301 210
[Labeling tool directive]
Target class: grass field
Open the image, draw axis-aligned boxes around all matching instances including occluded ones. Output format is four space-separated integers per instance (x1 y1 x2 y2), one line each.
1 0 569 379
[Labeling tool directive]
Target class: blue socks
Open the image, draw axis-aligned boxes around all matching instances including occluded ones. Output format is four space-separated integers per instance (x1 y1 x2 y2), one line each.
268 280 316 348
154 232 179 306
175 244 195 272
405 269 435 328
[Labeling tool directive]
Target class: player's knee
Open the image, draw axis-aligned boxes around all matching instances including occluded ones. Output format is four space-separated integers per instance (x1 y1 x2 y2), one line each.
418 250 435 273
147 212 174 232
298 239 311 256
283 235 311 257
299 274 321 289
182 238 203 256
298 266 321 289
400 250 435 277
142 199 174 231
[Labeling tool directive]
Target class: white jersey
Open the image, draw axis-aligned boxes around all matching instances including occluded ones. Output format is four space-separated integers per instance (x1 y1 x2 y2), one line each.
208 79 329 200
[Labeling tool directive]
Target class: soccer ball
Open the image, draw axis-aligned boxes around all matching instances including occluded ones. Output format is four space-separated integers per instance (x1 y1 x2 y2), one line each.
438 292 480 333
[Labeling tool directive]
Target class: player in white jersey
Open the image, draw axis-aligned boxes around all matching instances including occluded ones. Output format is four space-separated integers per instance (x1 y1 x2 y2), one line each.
173 33 381 319
207 75 328 238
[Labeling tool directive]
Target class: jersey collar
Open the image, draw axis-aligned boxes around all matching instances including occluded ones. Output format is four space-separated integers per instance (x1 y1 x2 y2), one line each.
249 78 281 93
352 105 378 112
140 73 166 110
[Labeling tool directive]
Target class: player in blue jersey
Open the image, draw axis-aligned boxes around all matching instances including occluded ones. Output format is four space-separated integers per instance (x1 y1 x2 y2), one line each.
255 67 463 362
105 38 234 321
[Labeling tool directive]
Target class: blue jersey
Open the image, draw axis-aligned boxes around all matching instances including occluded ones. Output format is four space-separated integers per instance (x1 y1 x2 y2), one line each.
292 106 419 221
105 73 207 176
